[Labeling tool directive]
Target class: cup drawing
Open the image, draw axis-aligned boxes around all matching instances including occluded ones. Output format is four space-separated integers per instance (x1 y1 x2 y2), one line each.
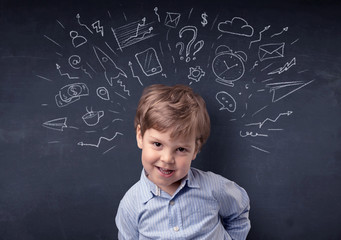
82 109 104 126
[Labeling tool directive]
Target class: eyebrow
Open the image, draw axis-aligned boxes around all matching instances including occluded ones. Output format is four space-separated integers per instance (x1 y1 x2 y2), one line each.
149 135 193 149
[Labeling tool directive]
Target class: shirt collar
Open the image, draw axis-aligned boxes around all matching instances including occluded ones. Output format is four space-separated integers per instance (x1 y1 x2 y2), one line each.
139 169 156 203
186 167 200 189
139 168 200 204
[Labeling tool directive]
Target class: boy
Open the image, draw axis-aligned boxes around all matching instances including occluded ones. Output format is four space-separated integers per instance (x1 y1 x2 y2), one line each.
115 84 250 239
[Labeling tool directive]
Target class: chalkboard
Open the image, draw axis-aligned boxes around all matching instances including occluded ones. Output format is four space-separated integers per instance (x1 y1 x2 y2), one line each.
1 0 341 239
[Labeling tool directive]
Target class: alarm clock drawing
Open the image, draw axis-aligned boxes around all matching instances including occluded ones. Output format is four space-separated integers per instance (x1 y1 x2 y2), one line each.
212 45 247 87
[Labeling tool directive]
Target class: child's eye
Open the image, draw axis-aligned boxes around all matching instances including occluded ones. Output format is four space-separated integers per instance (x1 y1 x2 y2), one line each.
177 147 186 152
153 142 162 147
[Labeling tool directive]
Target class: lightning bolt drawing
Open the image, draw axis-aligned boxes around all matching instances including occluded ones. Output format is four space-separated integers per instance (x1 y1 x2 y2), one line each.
128 61 143 86
268 57 296 75
92 20 104 36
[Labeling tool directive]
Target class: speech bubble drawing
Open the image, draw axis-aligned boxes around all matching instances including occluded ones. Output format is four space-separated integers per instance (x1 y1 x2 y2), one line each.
216 91 236 112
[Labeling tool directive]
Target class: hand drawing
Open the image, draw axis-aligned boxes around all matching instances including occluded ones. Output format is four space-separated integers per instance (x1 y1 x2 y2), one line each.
44 35 62 48
92 20 104 36
55 83 89 108
188 66 205 84
245 111 293 128
164 12 181 28
201 12 208 27
70 30 87 48
239 131 268 138
218 17 254 37
68 55 92 78
176 26 204 62
251 145 270 154
56 19 65 29
56 63 79 79
93 45 127 86
266 80 315 102
216 91 237 112
82 107 104 126
267 57 296 75
76 13 93 33
77 132 123 148
154 7 161 22
128 61 143 86
249 25 271 49
271 27 288 38
39 7 314 155
96 87 110 101
112 17 156 51
42 117 68 131
135 47 163 76
212 45 247 87
258 42 285 61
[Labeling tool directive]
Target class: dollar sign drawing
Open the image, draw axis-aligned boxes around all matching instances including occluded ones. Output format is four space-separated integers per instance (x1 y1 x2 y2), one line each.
69 85 78 96
201 12 208 27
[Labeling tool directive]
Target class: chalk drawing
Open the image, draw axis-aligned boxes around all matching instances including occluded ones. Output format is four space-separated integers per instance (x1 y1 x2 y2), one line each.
245 111 293 128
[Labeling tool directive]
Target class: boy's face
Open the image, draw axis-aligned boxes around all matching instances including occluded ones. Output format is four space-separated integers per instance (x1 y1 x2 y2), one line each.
136 126 198 196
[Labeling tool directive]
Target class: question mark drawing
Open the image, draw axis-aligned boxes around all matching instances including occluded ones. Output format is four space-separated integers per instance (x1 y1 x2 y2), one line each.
176 42 185 60
177 26 204 62
193 40 204 60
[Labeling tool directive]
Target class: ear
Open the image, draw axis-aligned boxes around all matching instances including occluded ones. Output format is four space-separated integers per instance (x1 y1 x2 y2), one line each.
136 124 143 149
192 148 199 160
192 152 198 161
192 140 201 160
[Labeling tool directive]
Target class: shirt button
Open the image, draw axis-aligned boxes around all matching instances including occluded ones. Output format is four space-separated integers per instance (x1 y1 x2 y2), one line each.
169 201 175 206
173 226 179 232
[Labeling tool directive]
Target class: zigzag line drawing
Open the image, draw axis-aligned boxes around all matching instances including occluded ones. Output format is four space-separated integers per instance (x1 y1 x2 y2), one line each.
92 20 104 36
117 79 130 96
245 111 293 128
56 64 79 79
268 57 296 75
77 132 123 148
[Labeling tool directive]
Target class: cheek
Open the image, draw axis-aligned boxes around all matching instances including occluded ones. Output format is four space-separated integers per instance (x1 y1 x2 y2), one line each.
141 148 157 163
177 157 193 170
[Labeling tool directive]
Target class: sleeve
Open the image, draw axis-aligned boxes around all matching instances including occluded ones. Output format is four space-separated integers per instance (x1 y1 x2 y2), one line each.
215 177 251 240
115 195 139 240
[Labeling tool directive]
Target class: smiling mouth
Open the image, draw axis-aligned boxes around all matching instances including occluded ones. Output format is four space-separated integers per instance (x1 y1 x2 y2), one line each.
157 167 174 176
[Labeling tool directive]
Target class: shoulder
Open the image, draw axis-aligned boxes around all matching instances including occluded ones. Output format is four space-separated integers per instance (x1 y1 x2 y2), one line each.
120 180 143 205
191 167 234 186
117 180 145 217
191 168 249 203
115 181 144 235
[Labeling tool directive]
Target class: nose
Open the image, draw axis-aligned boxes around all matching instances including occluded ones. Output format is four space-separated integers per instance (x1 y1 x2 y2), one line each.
160 150 174 164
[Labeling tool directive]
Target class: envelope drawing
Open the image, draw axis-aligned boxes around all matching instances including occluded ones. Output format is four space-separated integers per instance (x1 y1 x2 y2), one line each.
258 42 285 61
164 12 181 28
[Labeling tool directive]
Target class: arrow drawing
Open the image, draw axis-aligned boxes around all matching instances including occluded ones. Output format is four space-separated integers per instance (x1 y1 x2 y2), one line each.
245 111 293 128
267 57 296 75
77 132 123 148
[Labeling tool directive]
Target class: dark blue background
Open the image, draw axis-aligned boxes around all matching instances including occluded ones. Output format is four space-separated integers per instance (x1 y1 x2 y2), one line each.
1 0 340 239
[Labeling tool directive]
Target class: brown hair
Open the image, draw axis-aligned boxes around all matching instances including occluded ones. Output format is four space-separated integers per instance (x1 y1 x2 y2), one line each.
134 84 210 151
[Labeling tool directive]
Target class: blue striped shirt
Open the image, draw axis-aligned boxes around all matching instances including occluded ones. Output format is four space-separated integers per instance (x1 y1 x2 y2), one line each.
115 167 250 239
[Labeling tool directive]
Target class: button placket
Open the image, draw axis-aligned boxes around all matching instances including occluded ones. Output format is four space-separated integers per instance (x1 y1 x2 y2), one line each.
169 199 181 232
